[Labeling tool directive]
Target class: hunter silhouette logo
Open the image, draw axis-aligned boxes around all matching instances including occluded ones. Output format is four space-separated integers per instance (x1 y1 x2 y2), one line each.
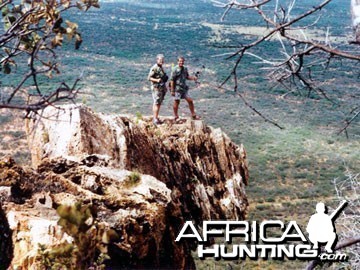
306 200 348 253
176 200 349 262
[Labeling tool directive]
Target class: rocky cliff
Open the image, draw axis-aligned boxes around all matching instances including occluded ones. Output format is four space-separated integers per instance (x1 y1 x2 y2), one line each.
0 105 249 269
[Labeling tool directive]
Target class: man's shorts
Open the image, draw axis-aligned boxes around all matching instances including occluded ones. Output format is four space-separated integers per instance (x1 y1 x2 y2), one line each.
174 90 191 101
152 87 166 105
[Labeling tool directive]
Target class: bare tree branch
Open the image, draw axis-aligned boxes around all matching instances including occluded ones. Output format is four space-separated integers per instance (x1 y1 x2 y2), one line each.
211 0 271 21
306 237 360 270
1 0 99 114
338 108 360 137
235 91 284 129
212 0 360 130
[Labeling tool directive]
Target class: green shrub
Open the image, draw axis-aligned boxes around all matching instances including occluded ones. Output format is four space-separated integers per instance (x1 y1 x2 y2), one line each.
36 202 118 269
124 171 141 187
42 131 50 143
135 111 143 120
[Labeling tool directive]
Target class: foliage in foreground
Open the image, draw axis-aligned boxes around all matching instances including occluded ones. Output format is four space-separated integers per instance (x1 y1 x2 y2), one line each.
0 0 99 112
37 202 118 269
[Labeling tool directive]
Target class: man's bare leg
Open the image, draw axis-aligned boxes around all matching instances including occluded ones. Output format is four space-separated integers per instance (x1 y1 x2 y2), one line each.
173 100 180 119
185 97 195 116
153 104 161 120
185 96 200 119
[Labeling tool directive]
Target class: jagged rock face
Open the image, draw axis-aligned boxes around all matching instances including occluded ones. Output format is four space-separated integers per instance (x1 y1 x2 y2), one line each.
27 105 249 220
352 0 360 43
0 105 249 268
0 156 174 269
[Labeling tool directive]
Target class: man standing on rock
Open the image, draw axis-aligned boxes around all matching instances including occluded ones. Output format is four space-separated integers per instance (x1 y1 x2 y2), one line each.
170 56 201 121
148 54 168 125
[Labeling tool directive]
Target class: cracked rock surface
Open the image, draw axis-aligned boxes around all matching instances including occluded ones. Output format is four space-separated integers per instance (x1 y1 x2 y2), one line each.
0 105 249 269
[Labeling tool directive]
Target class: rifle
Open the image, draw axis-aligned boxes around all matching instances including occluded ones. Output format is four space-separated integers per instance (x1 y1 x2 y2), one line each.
330 200 348 221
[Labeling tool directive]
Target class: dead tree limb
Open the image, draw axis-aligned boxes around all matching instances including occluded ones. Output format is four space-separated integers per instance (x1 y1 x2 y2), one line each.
211 0 360 129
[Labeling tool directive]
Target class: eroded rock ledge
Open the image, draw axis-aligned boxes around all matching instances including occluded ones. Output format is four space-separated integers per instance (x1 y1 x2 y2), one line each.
0 105 249 269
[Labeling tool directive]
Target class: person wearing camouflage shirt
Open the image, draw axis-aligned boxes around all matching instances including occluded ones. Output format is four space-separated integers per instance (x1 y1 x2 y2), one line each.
148 54 168 125
170 56 201 121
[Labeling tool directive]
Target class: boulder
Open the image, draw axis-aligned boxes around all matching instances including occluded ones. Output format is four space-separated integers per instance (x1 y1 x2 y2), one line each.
0 105 249 268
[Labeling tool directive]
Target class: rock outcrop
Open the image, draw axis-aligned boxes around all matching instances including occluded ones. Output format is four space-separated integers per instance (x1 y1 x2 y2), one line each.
0 105 249 269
